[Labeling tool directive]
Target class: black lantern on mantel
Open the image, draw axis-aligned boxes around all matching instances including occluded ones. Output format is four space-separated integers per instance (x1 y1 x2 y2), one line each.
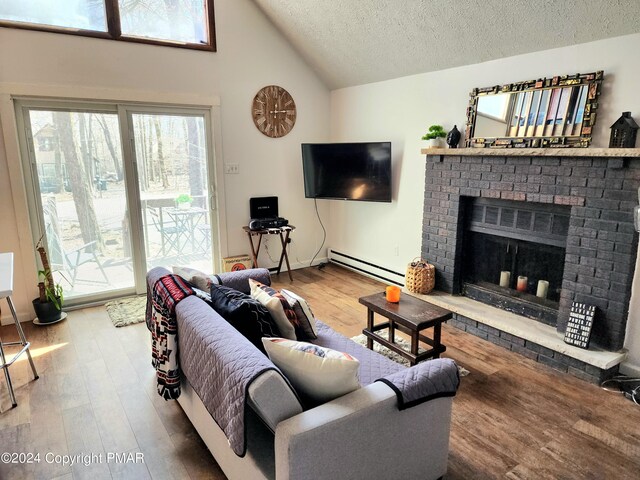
609 112 639 148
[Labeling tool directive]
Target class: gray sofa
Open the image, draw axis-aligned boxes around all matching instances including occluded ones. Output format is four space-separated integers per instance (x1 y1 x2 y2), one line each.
147 267 458 480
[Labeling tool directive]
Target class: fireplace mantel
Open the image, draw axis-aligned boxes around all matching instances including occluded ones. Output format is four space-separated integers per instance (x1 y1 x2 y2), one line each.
422 147 640 158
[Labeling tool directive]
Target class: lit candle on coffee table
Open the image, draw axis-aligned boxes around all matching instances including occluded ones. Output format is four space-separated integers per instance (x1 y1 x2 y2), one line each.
536 280 549 299
499 271 511 288
516 276 528 292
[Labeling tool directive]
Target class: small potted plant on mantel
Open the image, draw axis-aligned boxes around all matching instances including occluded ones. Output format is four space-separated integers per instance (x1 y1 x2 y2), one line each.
175 193 193 210
422 125 447 148
32 237 64 324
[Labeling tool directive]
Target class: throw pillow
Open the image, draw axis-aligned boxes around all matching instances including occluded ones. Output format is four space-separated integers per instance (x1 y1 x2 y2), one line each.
172 265 216 292
262 338 360 404
280 289 317 340
210 284 281 353
249 279 300 340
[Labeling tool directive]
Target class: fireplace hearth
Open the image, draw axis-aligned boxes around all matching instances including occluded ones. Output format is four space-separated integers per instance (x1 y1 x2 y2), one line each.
422 151 640 357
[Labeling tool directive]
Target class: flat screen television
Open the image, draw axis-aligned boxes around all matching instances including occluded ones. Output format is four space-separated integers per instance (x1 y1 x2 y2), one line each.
302 142 392 202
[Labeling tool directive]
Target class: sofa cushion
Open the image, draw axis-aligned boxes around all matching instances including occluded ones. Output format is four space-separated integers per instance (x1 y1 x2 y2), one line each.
210 284 280 353
312 320 405 385
262 338 360 404
280 289 317 340
250 279 299 340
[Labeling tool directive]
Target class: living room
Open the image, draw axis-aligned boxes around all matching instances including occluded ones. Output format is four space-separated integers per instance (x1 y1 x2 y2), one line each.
1 1 640 479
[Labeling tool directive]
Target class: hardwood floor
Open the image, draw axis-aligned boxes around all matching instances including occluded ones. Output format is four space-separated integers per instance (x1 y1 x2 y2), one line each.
1 264 639 479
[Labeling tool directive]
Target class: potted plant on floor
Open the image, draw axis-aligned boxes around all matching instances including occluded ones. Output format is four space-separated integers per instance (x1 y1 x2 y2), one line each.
422 125 447 148
32 237 64 323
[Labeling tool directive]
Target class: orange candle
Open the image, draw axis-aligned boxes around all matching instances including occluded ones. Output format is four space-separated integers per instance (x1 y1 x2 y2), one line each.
386 285 401 303
516 276 528 292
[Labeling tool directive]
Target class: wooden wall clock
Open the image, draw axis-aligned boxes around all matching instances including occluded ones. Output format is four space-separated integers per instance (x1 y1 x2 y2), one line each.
252 85 297 138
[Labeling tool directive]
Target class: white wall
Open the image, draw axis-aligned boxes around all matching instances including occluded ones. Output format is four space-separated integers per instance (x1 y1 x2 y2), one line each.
329 33 640 372
0 0 330 323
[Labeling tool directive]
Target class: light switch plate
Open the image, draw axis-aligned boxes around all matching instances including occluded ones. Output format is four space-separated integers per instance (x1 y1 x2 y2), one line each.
225 164 239 174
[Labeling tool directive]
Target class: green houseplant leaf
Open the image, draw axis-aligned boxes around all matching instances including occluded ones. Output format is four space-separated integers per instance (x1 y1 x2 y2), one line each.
35 235 64 311
175 193 193 204
422 125 447 140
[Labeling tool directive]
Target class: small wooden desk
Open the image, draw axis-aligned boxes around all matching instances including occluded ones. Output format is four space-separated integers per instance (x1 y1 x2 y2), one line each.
242 225 295 281
0 252 39 409
359 292 451 366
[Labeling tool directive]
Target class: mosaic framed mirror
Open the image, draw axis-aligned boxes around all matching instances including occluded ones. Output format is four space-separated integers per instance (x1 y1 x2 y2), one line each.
465 71 603 148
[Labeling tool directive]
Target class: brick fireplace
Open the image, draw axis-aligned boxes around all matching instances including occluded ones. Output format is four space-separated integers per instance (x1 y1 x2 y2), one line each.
421 149 640 381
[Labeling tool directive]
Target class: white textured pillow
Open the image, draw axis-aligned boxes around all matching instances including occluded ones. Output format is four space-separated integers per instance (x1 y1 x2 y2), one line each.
249 279 297 340
262 338 360 403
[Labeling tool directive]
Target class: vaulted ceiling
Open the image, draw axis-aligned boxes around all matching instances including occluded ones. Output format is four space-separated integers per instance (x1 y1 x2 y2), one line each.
253 0 640 89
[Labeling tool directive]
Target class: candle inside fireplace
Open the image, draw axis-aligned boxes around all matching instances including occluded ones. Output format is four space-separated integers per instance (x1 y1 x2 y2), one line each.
499 271 511 288
516 276 528 292
536 280 549 299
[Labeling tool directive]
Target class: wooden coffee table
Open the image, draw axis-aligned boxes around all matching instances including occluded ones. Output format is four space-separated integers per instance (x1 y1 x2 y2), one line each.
359 292 451 366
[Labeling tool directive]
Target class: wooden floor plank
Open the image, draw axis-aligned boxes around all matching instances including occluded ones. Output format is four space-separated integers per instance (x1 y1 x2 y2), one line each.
117 384 192 479
169 431 226 480
29 375 71 480
0 263 639 479
91 397 139 454
0 422 35 480
62 403 111 480
106 448 151 480
572 419 640 464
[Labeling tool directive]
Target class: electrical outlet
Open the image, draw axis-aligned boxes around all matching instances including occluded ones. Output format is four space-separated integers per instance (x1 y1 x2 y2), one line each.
224 164 240 174
393 244 399 256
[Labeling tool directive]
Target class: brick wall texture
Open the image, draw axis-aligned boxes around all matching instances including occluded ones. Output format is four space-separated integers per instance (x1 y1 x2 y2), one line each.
422 155 640 351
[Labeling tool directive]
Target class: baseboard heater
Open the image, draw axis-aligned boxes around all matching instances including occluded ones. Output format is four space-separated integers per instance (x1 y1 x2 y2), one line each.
328 249 405 286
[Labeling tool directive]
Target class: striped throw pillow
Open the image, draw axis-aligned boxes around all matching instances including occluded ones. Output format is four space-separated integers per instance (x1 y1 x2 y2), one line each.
250 279 300 340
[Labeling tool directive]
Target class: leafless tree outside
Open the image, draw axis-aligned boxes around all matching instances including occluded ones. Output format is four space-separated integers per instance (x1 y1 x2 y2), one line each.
53 111 103 247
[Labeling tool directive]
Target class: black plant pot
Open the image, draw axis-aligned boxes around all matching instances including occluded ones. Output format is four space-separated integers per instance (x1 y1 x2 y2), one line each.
32 298 63 324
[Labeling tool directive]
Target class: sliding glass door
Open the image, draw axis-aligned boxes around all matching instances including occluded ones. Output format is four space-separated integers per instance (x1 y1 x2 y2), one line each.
129 110 213 273
17 100 218 305
21 106 135 300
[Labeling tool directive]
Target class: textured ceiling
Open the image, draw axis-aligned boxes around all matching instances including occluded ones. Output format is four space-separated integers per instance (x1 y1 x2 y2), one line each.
253 0 640 89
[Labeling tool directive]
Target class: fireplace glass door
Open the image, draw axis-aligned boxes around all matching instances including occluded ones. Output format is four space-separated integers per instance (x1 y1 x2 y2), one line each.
463 232 566 305
461 197 570 325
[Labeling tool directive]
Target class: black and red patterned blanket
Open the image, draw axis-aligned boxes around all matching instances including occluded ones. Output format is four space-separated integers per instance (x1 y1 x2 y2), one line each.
146 273 194 399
